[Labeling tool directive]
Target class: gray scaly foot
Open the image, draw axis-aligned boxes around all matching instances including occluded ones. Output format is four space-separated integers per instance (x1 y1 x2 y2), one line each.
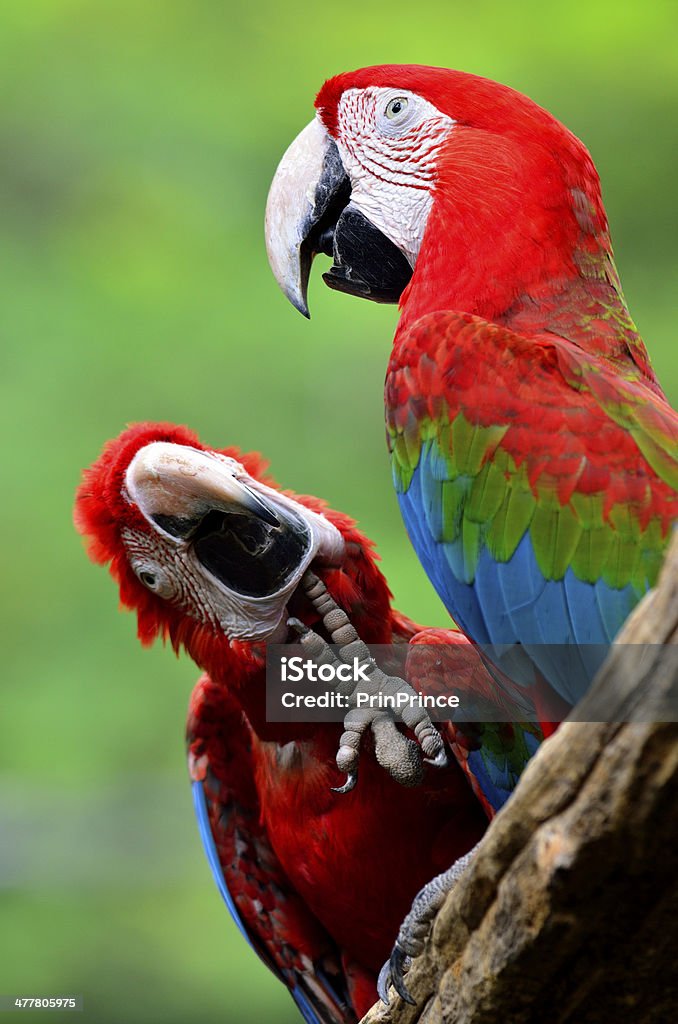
290 570 447 791
377 840 483 1005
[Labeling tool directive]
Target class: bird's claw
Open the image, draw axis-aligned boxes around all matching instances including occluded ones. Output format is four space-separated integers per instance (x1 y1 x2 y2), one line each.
425 747 449 769
295 570 447 792
377 842 483 1006
330 771 357 794
376 959 391 1005
377 945 414 1006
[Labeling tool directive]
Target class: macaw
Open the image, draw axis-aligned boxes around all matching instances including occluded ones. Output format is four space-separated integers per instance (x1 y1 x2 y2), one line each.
265 63 678 720
74 422 490 1021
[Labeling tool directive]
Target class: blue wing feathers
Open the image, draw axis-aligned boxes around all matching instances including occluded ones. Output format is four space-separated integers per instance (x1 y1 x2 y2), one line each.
291 986 326 1024
401 458 647 705
192 781 338 1024
464 725 541 814
192 781 254 948
594 577 637 644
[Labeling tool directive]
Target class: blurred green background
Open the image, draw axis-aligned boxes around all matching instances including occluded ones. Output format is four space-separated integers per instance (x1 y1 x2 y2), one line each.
1 1 676 1021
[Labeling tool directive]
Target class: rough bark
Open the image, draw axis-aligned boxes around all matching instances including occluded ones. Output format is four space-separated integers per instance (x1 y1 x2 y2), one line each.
363 533 678 1024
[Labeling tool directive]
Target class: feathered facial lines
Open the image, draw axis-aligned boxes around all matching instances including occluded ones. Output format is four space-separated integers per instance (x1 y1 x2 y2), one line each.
267 65 599 319
326 86 455 269
333 87 455 182
76 430 345 648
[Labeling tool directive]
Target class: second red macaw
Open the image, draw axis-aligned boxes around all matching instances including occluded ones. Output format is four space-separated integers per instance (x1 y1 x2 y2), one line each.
75 422 492 1022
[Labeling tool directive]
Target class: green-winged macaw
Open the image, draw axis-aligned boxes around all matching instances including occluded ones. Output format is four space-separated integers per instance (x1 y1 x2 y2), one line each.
265 63 678 724
266 69 678 1000
75 421 496 1020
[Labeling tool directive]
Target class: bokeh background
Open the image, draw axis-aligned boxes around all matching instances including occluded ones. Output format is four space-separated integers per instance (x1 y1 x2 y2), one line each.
2 1 676 1021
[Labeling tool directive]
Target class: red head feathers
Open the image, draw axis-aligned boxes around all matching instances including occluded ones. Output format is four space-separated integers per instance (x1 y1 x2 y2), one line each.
74 422 393 680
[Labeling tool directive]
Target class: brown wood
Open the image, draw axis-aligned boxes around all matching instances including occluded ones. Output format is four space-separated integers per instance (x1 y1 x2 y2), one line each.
363 533 678 1024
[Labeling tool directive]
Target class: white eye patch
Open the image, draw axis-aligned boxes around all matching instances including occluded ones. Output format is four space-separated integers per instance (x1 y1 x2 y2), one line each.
334 87 454 266
374 89 448 140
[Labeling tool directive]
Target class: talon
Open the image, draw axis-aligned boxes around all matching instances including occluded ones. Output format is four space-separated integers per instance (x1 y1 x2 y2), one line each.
331 772 357 794
287 616 308 636
425 747 449 769
377 960 392 1005
390 945 415 1005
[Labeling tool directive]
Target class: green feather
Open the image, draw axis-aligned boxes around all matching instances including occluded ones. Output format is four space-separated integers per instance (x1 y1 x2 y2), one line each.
441 477 471 543
451 415 507 476
602 532 642 591
485 464 537 562
461 515 482 583
530 503 584 580
632 430 678 492
465 460 508 524
571 525 615 583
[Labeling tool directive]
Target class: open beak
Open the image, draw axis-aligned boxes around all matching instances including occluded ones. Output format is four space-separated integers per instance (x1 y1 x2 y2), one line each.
126 442 343 602
265 117 413 317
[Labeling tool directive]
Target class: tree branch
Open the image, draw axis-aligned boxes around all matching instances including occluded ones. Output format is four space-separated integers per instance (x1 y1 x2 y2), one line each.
364 533 678 1024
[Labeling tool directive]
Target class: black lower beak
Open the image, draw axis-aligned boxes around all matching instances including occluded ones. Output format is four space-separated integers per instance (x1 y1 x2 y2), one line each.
322 204 413 304
152 504 312 599
191 507 311 599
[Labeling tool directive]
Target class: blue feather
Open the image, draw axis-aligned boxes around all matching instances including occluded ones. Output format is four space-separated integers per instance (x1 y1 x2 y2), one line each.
192 781 332 1024
192 781 253 948
400 460 646 706
291 986 325 1024
465 727 541 813
594 577 638 644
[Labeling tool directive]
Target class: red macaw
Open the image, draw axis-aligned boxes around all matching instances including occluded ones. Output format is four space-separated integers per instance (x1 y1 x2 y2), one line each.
266 69 678 1000
265 62 678 754
74 422 489 1021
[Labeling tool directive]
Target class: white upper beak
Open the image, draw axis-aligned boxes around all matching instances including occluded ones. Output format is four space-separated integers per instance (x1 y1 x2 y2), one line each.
265 116 345 318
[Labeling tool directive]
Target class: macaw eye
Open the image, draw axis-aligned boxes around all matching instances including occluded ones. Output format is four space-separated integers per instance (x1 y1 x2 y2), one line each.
131 559 176 600
385 96 408 120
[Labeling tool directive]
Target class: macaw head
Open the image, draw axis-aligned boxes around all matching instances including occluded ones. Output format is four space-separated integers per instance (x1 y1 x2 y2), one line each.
266 65 607 322
74 422 366 677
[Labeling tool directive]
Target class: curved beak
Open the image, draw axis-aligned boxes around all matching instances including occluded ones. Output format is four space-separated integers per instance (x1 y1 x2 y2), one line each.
265 118 349 318
265 117 412 317
125 442 279 537
124 442 345 611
